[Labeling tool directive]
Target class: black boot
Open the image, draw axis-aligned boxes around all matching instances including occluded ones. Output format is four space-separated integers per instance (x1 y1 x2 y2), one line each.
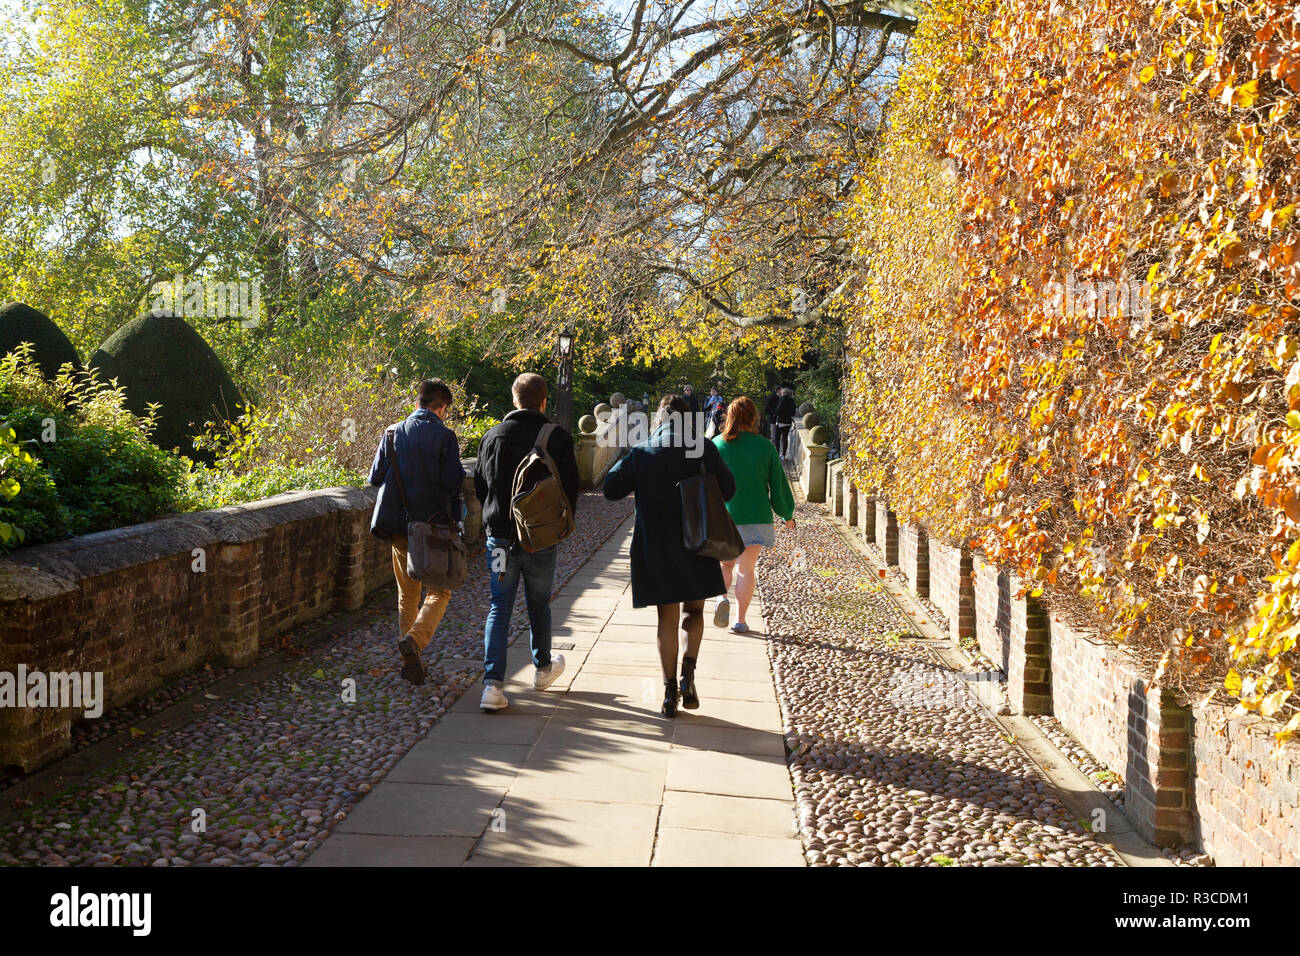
680 655 699 710
662 679 679 718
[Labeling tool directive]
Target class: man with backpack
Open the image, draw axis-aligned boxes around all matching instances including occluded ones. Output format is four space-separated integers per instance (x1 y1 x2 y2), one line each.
369 379 467 686
473 372 580 711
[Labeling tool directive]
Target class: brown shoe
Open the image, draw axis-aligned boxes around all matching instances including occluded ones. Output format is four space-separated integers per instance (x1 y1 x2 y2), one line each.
398 635 426 686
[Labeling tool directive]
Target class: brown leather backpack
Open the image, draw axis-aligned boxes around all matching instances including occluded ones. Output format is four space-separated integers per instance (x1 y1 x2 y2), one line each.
510 423 575 553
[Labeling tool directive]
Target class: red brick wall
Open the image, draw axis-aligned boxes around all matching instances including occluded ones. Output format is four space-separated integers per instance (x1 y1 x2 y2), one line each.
1192 705 1300 866
929 539 973 642
873 499 898 565
1049 618 1194 846
898 522 930 599
972 554 1011 672
0 486 395 773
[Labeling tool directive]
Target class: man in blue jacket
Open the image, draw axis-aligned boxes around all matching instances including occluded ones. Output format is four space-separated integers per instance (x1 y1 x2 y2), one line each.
369 379 466 685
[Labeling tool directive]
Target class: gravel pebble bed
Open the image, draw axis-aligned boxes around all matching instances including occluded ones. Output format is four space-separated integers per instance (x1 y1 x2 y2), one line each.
0 493 631 867
761 499 1124 867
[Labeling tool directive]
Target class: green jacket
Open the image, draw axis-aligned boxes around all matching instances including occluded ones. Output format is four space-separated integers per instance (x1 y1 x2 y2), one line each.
712 431 795 526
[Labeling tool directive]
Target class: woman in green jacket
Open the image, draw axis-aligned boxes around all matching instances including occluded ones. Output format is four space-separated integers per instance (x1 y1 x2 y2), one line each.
711 396 796 633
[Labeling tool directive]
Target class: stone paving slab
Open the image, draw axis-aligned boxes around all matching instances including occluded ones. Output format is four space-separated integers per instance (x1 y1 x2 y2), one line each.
308 517 803 867
654 827 805 867
660 790 796 839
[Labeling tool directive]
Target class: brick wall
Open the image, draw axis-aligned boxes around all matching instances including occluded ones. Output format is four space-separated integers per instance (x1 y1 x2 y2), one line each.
873 499 898 565
929 539 973 642
972 554 1011 672
1048 618 1194 846
1192 705 1300 866
0 486 398 774
899 522 930 599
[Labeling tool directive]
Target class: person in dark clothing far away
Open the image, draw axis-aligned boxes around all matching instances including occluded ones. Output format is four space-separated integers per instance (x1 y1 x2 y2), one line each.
763 390 780 442
603 394 737 718
473 372 580 711
683 384 700 415
369 378 466 686
773 386 797 458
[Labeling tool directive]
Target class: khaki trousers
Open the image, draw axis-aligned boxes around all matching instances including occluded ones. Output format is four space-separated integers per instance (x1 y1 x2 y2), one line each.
391 535 452 652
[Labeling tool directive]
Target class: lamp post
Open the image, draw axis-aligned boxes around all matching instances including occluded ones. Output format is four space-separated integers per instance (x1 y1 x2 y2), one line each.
554 326 575 433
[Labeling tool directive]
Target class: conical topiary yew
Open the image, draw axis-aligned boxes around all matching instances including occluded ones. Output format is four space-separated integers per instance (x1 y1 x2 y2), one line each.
89 311 244 461
0 302 81 379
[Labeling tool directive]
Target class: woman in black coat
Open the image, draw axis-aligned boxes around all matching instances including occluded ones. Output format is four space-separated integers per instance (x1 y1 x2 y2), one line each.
604 395 737 717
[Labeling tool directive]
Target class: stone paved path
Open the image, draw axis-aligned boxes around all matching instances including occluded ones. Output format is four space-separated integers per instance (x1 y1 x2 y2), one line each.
307 517 804 867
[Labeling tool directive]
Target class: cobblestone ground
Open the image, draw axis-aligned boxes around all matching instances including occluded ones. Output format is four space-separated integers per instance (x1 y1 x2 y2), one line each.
761 498 1124 867
0 492 632 867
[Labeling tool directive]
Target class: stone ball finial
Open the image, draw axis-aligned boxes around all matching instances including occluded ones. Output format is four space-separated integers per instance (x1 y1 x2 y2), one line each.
802 412 820 429
594 402 612 421
810 425 830 446
579 414 598 434
796 402 814 417
610 392 626 408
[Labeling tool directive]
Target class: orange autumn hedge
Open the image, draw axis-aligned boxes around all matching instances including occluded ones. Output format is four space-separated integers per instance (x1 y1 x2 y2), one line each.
845 0 1300 746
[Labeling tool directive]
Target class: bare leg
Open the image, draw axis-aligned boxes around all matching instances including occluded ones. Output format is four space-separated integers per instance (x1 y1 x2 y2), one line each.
682 599 705 660
734 545 763 624
720 560 735 595
656 603 680 680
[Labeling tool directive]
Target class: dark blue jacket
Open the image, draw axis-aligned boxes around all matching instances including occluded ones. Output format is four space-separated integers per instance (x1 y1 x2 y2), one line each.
603 419 736 608
368 409 466 540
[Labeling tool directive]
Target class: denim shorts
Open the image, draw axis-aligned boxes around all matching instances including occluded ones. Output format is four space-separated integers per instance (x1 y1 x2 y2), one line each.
735 522 776 548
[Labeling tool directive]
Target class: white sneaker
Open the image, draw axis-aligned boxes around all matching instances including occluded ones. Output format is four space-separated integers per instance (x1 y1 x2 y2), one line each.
713 597 730 628
480 681 509 711
533 653 566 691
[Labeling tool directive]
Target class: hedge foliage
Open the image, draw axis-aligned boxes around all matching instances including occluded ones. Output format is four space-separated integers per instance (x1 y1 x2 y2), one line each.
846 0 1300 746
0 346 186 549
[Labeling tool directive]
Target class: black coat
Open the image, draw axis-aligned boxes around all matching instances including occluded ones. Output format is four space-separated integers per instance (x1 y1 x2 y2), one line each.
369 409 465 540
775 394 797 425
603 420 736 608
474 408 580 540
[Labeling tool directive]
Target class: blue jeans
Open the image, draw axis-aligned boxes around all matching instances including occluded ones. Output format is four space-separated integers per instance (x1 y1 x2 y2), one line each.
484 536 558 684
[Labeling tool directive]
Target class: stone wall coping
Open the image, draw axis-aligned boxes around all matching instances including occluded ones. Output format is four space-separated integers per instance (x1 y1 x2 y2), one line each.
0 485 379 602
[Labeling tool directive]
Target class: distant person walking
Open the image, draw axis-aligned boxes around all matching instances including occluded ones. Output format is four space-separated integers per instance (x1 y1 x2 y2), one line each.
773 386 797 459
711 397 795 633
369 379 466 686
683 384 700 415
473 373 580 711
604 395 737 717
763 389 780 443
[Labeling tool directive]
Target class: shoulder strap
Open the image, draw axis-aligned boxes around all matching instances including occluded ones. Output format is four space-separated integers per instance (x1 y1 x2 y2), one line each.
536 422 558 452
514 423 564 499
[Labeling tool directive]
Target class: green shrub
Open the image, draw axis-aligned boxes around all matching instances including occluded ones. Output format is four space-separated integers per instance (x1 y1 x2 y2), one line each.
0 351 185 550
0 303 81 380
89 311 244 461
180 459 364 512
0 452 68 546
